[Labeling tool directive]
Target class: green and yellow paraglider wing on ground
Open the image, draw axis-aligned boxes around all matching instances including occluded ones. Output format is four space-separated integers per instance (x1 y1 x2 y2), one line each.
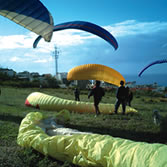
25 92 137 114
17 112 167 167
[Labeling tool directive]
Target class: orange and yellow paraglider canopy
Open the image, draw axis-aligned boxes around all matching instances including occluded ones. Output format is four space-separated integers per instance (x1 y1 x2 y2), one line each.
67 64 125 87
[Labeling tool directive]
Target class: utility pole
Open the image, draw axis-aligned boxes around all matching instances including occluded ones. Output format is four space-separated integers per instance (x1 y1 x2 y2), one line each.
52 45 60 76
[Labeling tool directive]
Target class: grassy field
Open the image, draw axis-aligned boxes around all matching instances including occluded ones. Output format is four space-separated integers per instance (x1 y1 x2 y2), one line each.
0 86 167 167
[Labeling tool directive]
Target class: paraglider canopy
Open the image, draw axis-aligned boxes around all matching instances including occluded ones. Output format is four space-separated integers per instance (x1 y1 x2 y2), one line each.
33 21 118 50
67 64 125 87
0 0 54 42
138 59 167 77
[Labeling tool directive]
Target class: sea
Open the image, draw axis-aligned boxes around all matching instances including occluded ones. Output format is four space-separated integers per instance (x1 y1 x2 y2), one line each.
124 74 167 87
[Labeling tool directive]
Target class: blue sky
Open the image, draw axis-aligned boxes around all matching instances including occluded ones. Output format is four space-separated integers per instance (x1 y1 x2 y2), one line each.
0 0 167 85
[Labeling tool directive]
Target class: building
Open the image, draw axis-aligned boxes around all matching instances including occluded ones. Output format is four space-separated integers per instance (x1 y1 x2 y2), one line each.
126 81 136 88
0 68 16 77
55 72 67 82
17 71 30 80
29 72 40 81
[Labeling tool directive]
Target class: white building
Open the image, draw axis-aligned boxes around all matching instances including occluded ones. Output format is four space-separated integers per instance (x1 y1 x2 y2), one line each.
55 72 68 81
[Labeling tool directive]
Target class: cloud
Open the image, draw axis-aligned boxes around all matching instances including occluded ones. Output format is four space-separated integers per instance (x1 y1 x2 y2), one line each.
1 20 166 51
0 32 36 50
34 59 48 63
105 20 167 37
34 29 94 52
1 20 167 76
10 56 21 62
34 57 53 63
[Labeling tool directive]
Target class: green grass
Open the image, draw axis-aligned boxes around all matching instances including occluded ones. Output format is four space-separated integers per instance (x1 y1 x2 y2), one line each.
0 86 167 167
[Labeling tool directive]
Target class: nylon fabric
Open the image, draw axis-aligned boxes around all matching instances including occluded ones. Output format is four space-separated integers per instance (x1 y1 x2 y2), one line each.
67 64 125 87
17 112 167 167
33 21 118 49
0 0 54 42
25 92 137 114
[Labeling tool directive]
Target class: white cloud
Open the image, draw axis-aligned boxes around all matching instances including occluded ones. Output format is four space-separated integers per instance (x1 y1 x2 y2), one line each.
0 32 36 50
24 53 36 57
1 20 167 53
1 20 167 77
33 57 53 63
34 59 48 63
105 20 167 37
35 30 91 52
9 56 21 62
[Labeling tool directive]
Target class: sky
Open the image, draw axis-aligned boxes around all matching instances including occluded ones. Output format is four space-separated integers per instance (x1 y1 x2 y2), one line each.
0 0 167 85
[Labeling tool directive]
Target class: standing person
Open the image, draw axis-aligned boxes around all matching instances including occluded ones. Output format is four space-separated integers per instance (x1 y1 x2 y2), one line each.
74 88 80 101
114 80 127 115
88 80 105 116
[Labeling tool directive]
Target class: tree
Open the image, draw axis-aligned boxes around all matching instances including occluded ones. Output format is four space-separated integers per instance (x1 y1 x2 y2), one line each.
45 76 60 88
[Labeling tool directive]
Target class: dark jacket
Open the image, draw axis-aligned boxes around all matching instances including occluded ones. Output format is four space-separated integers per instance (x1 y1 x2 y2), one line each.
74 89 80 97
116 86 127 100
88 86 105 102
